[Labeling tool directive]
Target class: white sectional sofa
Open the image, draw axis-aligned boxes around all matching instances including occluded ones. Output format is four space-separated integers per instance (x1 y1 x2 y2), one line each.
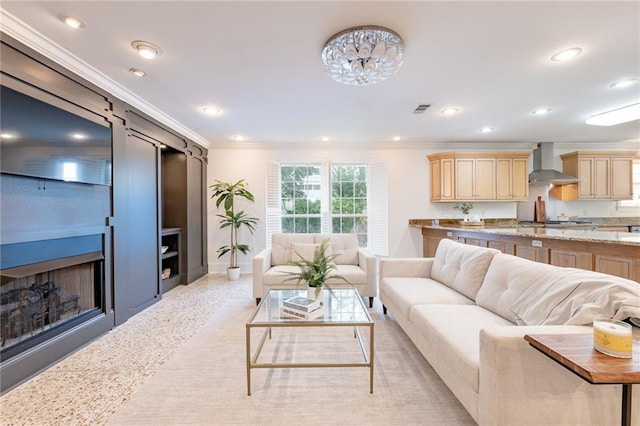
252 233 377 306
380 238 640 426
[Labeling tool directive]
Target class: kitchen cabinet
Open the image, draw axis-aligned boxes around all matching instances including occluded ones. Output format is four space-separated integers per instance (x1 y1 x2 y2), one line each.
496 157 529 200
455 157 496 200
427 152 530 202
551 151 635 200
429 154 455 201
420 227 640 281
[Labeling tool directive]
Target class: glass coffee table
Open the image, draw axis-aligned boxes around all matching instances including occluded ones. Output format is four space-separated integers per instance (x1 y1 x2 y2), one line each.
246 288 374 395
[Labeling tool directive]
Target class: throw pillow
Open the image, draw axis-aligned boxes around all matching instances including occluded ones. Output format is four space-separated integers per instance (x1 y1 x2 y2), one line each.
509 270 640 326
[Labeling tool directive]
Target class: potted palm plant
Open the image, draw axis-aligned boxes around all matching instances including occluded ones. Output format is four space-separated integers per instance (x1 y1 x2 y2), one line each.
282 238 350 300
210 179 259 280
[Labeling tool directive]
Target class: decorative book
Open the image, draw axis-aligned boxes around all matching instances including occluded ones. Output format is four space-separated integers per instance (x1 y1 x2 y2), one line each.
282 296 321 312
280 305 324 320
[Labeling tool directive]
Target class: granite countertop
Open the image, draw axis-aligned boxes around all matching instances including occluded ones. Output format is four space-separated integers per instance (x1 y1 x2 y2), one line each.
409 219 640 246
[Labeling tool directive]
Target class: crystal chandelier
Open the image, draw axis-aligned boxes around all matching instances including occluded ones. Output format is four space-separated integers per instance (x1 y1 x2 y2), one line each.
321 26 404 86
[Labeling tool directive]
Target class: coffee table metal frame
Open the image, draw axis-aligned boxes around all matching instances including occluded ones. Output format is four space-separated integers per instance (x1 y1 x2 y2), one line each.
246 288 374 396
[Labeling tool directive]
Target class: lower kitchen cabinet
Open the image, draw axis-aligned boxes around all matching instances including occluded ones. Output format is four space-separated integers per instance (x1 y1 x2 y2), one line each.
420 227 639 282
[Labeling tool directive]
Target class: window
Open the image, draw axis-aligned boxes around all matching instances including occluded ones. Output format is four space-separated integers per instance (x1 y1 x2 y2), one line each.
619 159 640 208
266 161 388 255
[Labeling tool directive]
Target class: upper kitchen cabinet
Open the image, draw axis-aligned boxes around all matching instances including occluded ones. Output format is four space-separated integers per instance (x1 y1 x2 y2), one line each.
428 152 530 202
550 151 636 200
428 153 455 201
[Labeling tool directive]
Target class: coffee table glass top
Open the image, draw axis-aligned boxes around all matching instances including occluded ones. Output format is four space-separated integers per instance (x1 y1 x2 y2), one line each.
248 288 372 324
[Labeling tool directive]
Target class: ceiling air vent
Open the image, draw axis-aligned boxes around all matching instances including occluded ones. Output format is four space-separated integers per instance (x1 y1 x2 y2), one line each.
413 104 431 114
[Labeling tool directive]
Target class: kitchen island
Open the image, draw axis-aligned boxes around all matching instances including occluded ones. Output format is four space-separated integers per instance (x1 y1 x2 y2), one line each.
410 220 640 282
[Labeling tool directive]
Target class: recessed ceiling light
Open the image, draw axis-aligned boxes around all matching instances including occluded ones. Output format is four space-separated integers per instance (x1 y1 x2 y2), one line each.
609 78 639 89
532 108 552 116
129 68 147 77
131 40 162 59
321 136 330 142
585 103 640 126
0 132 16 139
231 135 246 141
71 133 87 140
392 136 401 141
479 127 494 133
60 15 85 29
550 47 583 62
159 144 167 149
202 106 222 116
441 107 459 115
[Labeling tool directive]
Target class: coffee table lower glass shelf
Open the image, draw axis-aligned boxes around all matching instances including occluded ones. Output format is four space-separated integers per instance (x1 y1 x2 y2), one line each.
246 288 374 395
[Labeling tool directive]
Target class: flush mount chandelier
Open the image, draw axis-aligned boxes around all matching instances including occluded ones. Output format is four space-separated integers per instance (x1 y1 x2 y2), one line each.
321 25 404 86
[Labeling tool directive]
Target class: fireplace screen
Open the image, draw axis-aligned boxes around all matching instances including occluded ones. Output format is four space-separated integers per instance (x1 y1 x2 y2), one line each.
0 242 104 360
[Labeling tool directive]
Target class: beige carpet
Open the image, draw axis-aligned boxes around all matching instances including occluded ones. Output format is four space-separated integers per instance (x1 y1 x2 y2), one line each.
109 298 476 425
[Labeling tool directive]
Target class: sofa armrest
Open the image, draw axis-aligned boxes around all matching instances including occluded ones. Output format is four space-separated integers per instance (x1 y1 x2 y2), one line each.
357 248 378 298
479 325 627 426
252 248 272 299
379 257 434 279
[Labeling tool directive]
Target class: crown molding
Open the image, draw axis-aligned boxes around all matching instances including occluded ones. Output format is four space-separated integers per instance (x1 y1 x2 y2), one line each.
0 8 210 149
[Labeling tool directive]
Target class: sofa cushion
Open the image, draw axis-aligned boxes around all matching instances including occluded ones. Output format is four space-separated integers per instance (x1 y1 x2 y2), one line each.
509 269 640 325
315 234 359 265
380 277 474 319
431 239 500 301
476 253 562 323
330 264 366 285
291 242 321 262
410 305 513 393
263 264 304 285
271 233 315 265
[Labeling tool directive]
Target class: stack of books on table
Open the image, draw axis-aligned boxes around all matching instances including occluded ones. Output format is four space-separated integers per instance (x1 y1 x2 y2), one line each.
280 296 324 320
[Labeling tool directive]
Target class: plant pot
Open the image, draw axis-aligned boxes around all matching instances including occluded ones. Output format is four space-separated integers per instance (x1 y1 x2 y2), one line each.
227 267 241 281
307 286 322 301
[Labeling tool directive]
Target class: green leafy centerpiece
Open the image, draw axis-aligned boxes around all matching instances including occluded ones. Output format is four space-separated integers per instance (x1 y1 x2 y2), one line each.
282 238 350 299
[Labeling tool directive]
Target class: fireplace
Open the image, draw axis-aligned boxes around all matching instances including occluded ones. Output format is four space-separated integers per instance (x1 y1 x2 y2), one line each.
0 235 104 361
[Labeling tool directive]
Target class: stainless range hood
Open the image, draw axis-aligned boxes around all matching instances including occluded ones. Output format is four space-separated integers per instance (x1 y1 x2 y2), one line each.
528 142 580 184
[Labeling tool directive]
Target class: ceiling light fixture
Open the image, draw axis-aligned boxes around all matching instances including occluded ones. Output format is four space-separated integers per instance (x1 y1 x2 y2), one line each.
532 108 552 116
441 107 459 115
61 15 85 29
131 40 162 59
0 133 16 139
479 127 494 133
321 136 330 142
585 103 640 126
550 47 583 62
202 106 222 116
70 133 87 140
231 135 246 141
321 25 404 86
609 78 639 89
392 136 401 141
129 68 147 77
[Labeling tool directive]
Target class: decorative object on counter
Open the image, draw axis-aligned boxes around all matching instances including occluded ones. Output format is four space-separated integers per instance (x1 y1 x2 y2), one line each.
593 319 633 358
453 202 484 225
534 196 546 222
210 179 259 280
453 202 474 220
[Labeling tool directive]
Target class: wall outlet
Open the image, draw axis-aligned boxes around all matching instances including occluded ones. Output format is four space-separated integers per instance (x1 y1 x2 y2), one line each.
447 231 453 237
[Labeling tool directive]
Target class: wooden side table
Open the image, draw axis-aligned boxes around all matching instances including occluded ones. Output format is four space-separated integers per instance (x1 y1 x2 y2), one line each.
525 332 640 426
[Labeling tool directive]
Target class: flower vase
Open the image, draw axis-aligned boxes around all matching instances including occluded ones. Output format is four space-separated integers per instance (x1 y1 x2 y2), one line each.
307 286 321 301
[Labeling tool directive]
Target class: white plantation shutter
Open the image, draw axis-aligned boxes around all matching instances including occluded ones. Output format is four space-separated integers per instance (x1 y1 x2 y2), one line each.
368 161 388 256
320 161 331 234
265 161 281 248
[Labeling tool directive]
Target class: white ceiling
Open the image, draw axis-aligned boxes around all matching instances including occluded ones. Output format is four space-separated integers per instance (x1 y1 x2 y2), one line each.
1 1 639 150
